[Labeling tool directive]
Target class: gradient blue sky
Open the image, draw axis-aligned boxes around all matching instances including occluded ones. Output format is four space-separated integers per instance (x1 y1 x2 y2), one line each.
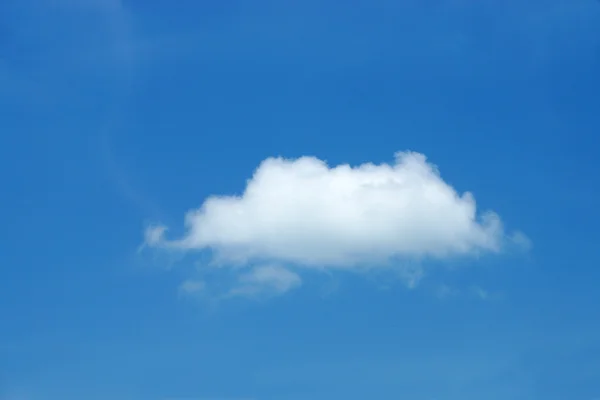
1 1 600 399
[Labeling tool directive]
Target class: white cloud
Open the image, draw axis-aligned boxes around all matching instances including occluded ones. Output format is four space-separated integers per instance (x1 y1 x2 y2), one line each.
509 230 532 251
145 151 527 296
144 224 168 246
228 265 302 298
472 286 489 300
178 279 205 296
436 284 460 299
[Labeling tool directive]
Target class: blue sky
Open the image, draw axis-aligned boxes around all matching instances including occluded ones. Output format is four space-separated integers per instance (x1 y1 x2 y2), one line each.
1 0 600 399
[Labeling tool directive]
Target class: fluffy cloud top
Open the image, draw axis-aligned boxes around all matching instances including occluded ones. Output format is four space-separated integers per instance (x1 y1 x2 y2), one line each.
146 151 526 296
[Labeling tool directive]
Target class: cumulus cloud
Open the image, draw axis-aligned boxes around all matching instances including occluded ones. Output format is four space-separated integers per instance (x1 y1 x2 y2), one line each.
145 151 527 296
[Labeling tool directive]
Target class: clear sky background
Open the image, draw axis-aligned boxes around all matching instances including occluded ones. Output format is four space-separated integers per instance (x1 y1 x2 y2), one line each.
1 1 600 399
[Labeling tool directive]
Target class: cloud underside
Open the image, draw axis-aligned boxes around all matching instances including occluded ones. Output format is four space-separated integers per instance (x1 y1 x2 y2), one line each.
145 151 527 298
